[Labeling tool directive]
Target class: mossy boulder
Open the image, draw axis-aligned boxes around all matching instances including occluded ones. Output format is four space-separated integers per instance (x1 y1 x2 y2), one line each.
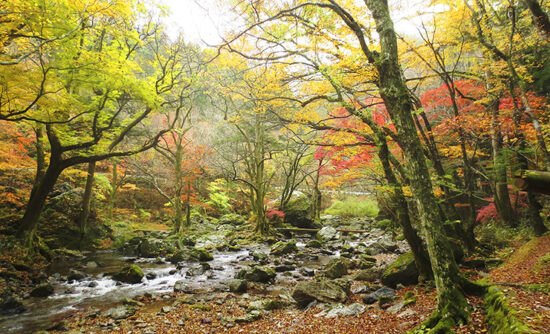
354 267 383 282
113 265 144 284
138 238 175 258
190 247 214 261
169 250 192 264
283 197 319 228
247 299 284 312
292 278 350 307
219 213 246 225
381 253 418 288
236 266 276 283
270 239 298 256
30 283 54 298
0 296 26 316
305 240 323 248
229 279 248 293
251 250 269 264
324 258 348 279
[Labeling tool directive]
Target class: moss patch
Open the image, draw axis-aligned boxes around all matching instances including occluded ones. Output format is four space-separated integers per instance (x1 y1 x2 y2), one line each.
483 286 530 334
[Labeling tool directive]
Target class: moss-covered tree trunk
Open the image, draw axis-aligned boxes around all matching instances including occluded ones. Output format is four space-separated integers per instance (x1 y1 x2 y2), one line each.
364 0 481 327
107 161 118 220
173 140 184 234
77 161 96 249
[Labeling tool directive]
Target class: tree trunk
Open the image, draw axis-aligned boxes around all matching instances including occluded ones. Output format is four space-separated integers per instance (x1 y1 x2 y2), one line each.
108 161 118 220
30 125 46 201
16 155 64 244
523 0 550 37
311 159 323 221
173 141 184 234
364 0 482 326
77 161 96 249
527 192 548 236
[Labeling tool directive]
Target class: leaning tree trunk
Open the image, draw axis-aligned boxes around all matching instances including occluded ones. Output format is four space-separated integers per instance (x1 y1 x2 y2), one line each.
173 142 184 234
30 125 46 201
364 0 484 327
77 161 96 249
107 161 118 220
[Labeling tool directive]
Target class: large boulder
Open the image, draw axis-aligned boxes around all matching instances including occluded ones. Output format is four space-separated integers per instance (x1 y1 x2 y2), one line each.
270 239 298 256
219 213 246 225
354 267 383 282
324 258 348 279
362 286 396 304
113 265 144 284
236 266 276 283
0 296 26 315
251 250 269 264
138 238 175 258
30 283 54 298
283 196 318 228
292 279 350 307
229 279 248 293
381 253 418 288
317 226 340 241
305 240 323 248
190 247 214 261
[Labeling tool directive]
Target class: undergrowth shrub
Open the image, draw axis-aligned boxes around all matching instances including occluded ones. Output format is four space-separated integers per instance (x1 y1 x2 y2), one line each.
324 197 379 218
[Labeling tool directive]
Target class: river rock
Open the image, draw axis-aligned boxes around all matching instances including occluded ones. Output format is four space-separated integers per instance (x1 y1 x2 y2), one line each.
186 263 208 277
358 255 377 269
251 250 268 264
305 240 323 248
0 295 26 315
229 279 248 293
381 253 418 288
67 269 86 281
317 226 339 241
190 248 214 261
86 261 98 269
324 258 348 279
369 237 399 255
247 299 284 311
102 305 136 320
234 310 262 323
236 266 276 283
292 279 350 307
270 239 298 256
113 265 144 284
362 286 395 304
30 283 54 297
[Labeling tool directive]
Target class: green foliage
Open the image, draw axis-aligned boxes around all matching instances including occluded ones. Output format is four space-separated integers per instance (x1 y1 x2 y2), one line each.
206 179 233 214
483 286 530 334
324 197 379 218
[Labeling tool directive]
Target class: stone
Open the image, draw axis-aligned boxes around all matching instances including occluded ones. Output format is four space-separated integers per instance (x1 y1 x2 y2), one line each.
30 283 54 297
113 265 144 284
138 238 175 258
247 299 284 312
270 239 298 256
219 213 246 225
292 279 350 307
88 281 99 288
234 310 262 323
0 296 26 315
169 250 191 264
275 265 295 272
299 268 315 277
190 248 214 262
68 269 86 281
86 261 98 269
146 272 157 280
305 240 323 248
323 303 366 318
174 280 191 293
229 279 248 293
251 250 268 263
186 263 207 277
324 258 348 279
354 267 383 282
102 305 136 320
283 196 318 229
317 226 340 241
236 266 276 283
362 286 396 305
381 253 418 288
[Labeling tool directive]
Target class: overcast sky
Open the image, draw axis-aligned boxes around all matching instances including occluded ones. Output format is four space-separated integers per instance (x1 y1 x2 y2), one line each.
160 0 444 45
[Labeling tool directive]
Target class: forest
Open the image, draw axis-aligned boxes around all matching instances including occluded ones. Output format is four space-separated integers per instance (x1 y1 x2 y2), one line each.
0 0 549 333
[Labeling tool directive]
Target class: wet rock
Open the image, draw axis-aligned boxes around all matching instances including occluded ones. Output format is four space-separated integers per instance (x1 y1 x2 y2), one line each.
275 264 295 272
354 267 383 282
229 279 248 293
358 255 377 269
68 269 86 281
299 268 315 277
169 250 191 264
86 261 98 269
305 240 323 248
190 248 214 262
317 226 340 241
362 286 395 304
251 250 268 264
370 237 399 255
0 295 26 315
324 258 348 279
146 272 157 280
113 265 144 284
381 253 418 288
322 303 366 318
122 298 144 307
236 266 276 283
292 279 350 307
186 263 207 277
174 280 193 293
270 239 298 256
102 305 136 320
88 281 98 288
30 283 54 297
12 262 33 272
